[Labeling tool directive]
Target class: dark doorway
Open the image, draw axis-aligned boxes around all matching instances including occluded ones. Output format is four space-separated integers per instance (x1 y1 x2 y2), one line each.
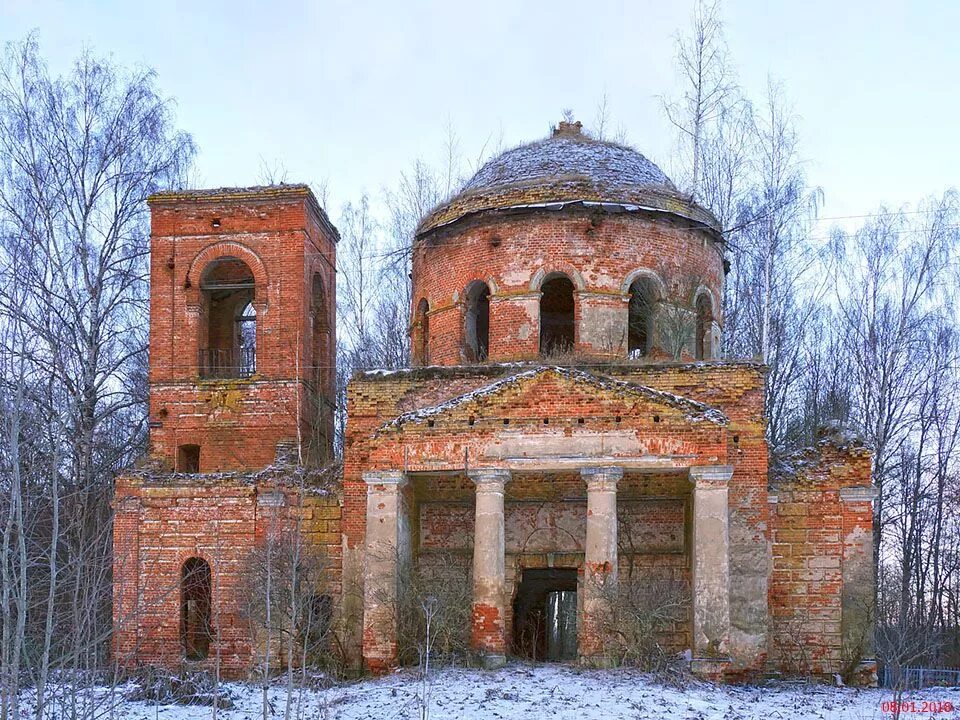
512 567 578 661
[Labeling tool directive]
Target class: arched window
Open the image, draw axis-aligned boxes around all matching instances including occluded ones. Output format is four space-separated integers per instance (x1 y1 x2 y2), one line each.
695 292 714 360
464 281 491 362
415 299 430 365
311 273 330 390
200 257 256 378
181 557 212 661
539 274 575 357
628 277 659 358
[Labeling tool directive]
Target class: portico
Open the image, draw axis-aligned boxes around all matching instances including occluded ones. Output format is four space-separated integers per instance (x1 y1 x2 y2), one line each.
360 458 733 673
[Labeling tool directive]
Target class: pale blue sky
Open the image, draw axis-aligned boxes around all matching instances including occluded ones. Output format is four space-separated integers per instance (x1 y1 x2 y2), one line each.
2 0 958 230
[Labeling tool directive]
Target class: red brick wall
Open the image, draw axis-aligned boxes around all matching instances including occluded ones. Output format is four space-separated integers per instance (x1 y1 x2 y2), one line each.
147 187 337 471
769 438 873 678
342 362 767 670
411 210 724 364
112 472 342 677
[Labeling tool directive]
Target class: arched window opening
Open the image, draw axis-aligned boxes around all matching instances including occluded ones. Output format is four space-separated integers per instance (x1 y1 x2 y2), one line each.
628 277 658 358
181 557 212 661
178 444 200 473
539 275 575 357
415 299 430 365
311 273 329 390
695 293 714 360
200 257 256 378
464 281 491 362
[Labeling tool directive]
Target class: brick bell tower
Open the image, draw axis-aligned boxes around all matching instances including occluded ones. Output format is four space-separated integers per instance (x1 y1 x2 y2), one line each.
147 185 338 470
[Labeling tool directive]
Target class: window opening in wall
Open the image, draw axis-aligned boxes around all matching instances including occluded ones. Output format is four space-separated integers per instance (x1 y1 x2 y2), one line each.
199 257 256 378
628 277 658 358
695 293 713 360
311 273 330 390
513 568 578 661
416 299 430 365
178 444 200 473
539 274 575 356
464 281 491 362
181 557 212 661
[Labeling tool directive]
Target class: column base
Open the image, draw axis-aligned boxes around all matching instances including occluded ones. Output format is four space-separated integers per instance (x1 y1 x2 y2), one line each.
848 659 878 687
578 654 618 669
477 653 506 670
690 656 731 682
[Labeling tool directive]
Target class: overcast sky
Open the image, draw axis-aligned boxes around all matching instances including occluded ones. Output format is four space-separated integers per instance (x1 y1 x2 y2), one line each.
2 0 958 232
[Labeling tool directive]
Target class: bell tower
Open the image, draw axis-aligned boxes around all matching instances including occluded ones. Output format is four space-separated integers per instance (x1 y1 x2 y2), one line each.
146 185 338 471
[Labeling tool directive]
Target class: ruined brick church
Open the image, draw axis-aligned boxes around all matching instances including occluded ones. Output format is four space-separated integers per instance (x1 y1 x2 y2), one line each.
113 120 877 683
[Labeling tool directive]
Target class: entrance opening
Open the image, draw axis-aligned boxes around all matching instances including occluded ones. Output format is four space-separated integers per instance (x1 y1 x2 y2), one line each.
181 557 212 660
512 567 578 661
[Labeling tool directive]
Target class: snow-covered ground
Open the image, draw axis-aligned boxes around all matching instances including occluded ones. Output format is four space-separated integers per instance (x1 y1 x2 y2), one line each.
22 664 960 719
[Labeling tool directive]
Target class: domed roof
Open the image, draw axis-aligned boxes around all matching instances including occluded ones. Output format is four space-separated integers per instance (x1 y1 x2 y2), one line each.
417 121 721 237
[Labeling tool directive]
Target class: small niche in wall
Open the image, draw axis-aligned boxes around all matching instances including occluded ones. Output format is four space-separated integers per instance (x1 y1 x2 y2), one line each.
178 444 200 473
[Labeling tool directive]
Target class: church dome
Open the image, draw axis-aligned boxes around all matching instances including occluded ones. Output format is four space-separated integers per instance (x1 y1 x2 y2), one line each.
417 120 721 237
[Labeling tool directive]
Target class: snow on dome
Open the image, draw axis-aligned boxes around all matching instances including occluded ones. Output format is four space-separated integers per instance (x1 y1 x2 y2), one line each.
463 121 675 195
417 120 721 237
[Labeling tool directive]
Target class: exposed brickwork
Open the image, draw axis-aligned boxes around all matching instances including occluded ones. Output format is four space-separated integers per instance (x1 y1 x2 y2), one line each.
147 186 337 471
113 131 875 685
113 187 341 678
343 362 773 673
412 210 723 365
112 466 342 677
769 434 874 679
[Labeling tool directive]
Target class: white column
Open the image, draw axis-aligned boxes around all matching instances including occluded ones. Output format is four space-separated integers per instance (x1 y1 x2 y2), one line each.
579 466 622 663
689 465 733 668
468 468 510 668
361 470 408 672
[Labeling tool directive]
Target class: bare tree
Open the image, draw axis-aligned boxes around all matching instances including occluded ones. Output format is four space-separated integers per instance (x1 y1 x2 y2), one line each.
663 0 732 200
0 34 193 714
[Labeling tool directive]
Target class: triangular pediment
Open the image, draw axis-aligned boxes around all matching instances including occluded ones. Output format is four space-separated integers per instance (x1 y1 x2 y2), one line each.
380 366 727 433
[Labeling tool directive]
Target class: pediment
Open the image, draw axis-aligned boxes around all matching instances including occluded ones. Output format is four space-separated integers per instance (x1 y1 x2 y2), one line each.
379 366 727 433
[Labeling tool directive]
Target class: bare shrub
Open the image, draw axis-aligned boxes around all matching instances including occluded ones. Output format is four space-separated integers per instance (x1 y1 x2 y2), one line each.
598 570 690 672
395 556 472 667
241 529 345 679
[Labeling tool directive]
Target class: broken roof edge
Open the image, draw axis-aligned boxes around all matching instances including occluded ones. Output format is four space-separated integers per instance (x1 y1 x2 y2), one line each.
148 183 340 241
356 359 767 382
376 365 729 432
416 198 723 244
120 457 343 495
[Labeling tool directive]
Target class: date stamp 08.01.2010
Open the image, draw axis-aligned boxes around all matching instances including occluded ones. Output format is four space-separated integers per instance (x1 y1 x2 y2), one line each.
881 700 955 714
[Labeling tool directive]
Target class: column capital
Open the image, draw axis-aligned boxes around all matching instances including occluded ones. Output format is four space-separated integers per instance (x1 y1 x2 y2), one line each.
839 485 879 503
689 465 734 488
468 468 511 487
362 470 407 488
581 466 623 491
